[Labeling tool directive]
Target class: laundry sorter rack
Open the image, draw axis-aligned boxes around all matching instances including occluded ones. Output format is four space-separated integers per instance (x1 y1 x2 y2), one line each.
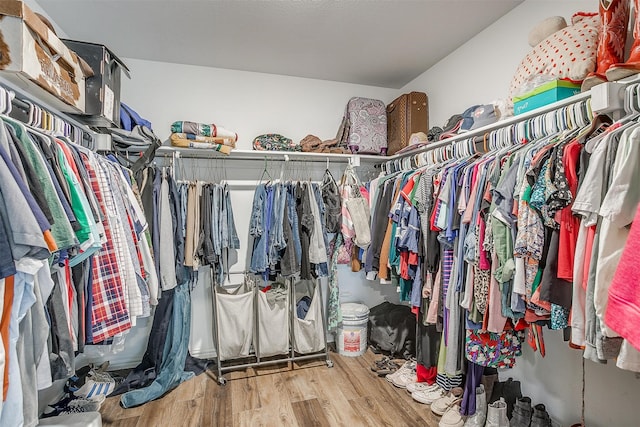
209 271 333 385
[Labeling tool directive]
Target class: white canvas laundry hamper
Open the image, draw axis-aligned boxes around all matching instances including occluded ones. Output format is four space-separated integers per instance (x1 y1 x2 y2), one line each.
214 282 254 361
257 283 290 357
293 279 326 354
189 267 218 359
337 303 370 357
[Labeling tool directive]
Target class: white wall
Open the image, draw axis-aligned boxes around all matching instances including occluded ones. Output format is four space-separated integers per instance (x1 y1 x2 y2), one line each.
120 58 399 145
106 59 401 369
62 2 640 426
400 0 597 129
399 1 640 426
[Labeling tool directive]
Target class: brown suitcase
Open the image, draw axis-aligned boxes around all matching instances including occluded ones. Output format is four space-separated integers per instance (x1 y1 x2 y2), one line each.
386 92 429 155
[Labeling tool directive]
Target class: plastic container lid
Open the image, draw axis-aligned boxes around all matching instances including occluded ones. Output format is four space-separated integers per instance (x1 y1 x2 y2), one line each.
341 303 370 319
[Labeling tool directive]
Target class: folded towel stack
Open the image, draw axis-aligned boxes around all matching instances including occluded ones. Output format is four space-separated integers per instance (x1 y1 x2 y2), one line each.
170 121 238 154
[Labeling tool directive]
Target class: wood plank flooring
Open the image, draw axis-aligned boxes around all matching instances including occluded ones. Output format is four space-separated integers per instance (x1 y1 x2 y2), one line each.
100 349 441 427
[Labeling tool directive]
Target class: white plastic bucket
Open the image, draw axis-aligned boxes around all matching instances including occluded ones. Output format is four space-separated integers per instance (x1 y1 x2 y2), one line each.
337 303 370 357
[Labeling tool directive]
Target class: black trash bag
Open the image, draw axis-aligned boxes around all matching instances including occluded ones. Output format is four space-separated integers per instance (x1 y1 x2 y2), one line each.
367 301 416 359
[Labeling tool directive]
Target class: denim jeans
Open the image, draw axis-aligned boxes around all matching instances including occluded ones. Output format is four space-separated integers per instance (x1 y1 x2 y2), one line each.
249 185 268 273
312 184 329 277
121 281 194 408
212 184 222 257
268 183 287 267
224 184 240 249
287 184 302 263
111 286 175 397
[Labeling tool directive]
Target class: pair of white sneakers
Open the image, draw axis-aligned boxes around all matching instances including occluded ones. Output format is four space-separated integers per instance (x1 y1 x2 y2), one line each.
408 383 465 427
407 381 446 404
385 360 417 388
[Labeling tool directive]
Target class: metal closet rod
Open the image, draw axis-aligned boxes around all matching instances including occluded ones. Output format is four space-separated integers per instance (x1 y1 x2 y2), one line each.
154 147 378 166
386 91 592 165
0 77 97 142
387 73 640 166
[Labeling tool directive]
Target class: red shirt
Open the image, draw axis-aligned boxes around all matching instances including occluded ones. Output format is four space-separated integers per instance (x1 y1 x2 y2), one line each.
558 140 582 281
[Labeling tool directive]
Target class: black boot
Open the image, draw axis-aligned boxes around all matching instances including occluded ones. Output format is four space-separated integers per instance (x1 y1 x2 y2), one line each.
530 404 552 427
509 396 532 427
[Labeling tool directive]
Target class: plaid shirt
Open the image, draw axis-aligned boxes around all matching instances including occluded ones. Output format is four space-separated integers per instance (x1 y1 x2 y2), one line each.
80 152 131 343
103 161 145 320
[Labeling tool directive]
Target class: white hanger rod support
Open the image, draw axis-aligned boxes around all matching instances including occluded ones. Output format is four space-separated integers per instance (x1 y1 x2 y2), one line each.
155 147 378 165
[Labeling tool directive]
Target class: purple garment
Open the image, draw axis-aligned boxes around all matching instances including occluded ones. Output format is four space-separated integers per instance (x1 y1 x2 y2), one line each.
460 361 485 416
442 248 454 346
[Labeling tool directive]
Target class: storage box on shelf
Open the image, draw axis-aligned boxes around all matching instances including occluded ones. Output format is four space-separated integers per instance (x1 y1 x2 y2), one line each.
513 79 581 115
0 0 91 113
62 39 130 128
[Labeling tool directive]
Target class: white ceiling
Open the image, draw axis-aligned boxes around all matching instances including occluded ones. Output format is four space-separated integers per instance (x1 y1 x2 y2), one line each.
36 0 522 89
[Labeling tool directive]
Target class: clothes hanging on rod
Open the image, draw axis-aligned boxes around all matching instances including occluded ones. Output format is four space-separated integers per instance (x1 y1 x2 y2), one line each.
248 181 332 279
113 163 242 407
0 110 157 426
362 97 612 415
0 82 94 148
246 161 345 333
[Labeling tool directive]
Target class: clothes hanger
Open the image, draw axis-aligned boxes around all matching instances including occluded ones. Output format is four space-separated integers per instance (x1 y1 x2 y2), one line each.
0 87 6 115
258 157 273 185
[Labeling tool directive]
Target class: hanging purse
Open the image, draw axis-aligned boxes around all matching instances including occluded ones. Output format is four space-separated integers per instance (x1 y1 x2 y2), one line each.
321 169 342 234
343 165 371 248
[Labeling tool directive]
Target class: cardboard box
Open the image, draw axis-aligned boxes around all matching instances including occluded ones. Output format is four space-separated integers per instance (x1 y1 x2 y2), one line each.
63 40 130 128
0 1 90 113
513 80 581 115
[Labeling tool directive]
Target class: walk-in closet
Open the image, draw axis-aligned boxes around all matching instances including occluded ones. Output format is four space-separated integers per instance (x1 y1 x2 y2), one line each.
3 1 640 426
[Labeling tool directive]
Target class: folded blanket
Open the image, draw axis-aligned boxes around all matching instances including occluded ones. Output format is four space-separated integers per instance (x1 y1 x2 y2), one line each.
170 134 232 155
172 132 236 148
171 121 238 142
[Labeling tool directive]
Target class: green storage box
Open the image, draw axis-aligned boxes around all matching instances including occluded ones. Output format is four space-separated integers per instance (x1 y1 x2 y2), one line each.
513 80 581 115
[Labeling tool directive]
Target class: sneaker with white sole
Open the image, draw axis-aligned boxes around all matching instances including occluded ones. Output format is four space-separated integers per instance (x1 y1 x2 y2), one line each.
439 404 465 427
390 370 417 388
432 387 464 416
72 371 116 399
412 385 446 404
385 360 416 383
407 382 439 394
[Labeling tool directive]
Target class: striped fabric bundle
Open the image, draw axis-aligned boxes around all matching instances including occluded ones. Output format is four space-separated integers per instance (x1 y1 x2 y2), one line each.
172 132 236 148
170 134 232 155
171 121 238 142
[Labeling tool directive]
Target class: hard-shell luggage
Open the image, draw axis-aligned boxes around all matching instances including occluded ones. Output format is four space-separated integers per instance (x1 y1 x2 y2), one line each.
386 91 429 155
337 97 387 155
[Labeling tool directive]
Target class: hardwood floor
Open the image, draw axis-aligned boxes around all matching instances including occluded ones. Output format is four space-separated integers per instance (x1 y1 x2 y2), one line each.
100 349 441 427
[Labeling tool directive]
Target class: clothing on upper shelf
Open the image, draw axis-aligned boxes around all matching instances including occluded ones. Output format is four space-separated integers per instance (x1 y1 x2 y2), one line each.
169 133 234 154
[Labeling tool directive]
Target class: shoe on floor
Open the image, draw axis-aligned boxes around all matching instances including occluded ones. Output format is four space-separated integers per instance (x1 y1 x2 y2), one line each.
42 395 106 418
407 381 439 394
412 385 446 405
510 396 532 427
371 357 400 376
432 387 464 416
73 370 116 399
530 403 552 427
439 404 465 427
385 360 415 383
390 370 417 388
